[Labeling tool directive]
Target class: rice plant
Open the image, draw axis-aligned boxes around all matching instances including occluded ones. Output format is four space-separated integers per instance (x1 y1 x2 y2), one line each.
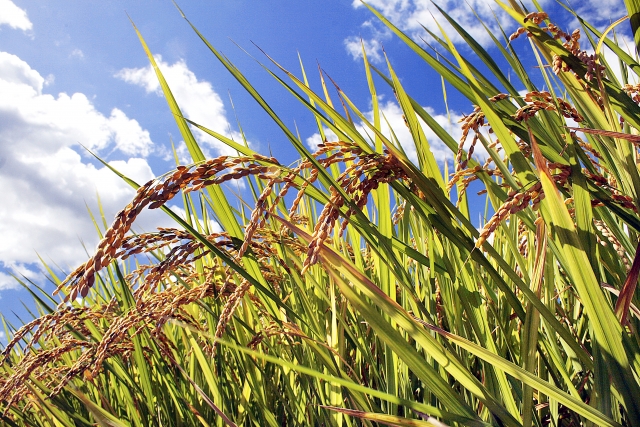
2 1 640 426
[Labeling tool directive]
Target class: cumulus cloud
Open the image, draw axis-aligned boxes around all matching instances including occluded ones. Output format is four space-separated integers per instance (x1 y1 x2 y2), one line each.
0 271 20 291
372 101 476 164
598 33 638 85
306 100 484 166
116 55 247 158
344 20 392 63
70 49 84 59
347 0 558 58
0 51 172 287
350 0 631 56
344 36 384 63
108 108 154 156
0 262 38 292
0 0 32 32
0 53 153 157
306 128 339 151
571 0 628 28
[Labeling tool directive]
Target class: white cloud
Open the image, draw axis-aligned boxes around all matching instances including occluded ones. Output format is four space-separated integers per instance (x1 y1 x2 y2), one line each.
116 55 246 158
351 0 630 56
0 0 32 32
572 0 627 28
174 139 194 165
306 128 338 151
345 36 383 63
306 100 487 166
598 33 638 85
0 262 38 292
0 271 20 291
70 49 84 59
0 51 172 287
0 53 153 157
108 108 153 156
344 20 392 63
348 0 557 57
373 101 473 164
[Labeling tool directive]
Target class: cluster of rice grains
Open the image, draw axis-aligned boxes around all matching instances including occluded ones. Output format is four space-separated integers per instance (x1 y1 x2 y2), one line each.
454 94 636 252
0 141 409 413
510 11 605 82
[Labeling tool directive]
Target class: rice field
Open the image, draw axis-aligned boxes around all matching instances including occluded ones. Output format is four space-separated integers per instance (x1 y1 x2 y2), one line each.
2 1 640 426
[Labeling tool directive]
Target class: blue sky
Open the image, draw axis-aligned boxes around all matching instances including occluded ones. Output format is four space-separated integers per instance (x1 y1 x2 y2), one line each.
0 0 629 327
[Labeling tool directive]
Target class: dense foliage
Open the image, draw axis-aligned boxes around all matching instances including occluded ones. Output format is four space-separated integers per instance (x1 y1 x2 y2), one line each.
3 1 640 426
